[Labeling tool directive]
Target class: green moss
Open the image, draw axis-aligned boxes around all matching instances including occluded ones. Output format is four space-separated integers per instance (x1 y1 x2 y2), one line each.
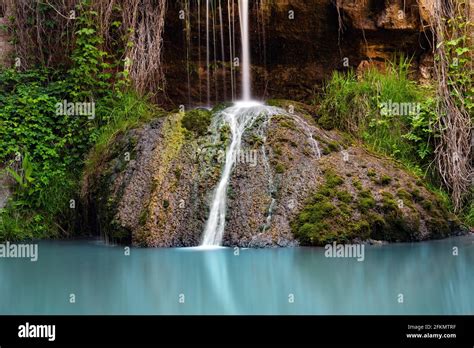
396 189 414 208
421 199 433 211
381 191 398 212
219 124 231 142
174 168 182 180
274 146 283 157
227 185 236 200
275 163 286 174
317 187 333 198
266 99 285 107
324 169 344 188
372 212 417 242
359 189 373 199
379 175 392 185
326 141 340 153
367 168 377 177
358 197 376 211
139 209 148 226
182 109 212 136
293 161 457 246
295 222 332 245
397 189 412 200
463 202 474 227
426 218 451 238
336 190 353 203
337 201 353 217
352 179 363 191
410 188 423 202
211 103 232 113
350 220 371 240
110 219 131 240
302 147 312 156
249 134 264 146
358 189 376 211
279 120 297 130
318 114 335 130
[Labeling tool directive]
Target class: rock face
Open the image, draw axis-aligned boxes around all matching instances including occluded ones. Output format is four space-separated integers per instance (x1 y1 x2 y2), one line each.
162 0 433 107
82 102 460 247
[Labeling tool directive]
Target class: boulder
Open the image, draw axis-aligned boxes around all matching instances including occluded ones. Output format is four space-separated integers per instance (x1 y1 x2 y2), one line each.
82 103 461 247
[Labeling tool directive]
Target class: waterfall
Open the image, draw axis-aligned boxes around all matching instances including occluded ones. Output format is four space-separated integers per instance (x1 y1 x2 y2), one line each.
201 103 279 246
198 0 202 103
185 0 192 106
212 1 218 103
228 0 235 100
201 0 254 247
218 0 227 101
238 0 251 101
206 0 211 106
199 0 320 247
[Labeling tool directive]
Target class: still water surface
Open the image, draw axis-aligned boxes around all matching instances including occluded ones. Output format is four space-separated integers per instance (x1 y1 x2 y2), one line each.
0 235 473 314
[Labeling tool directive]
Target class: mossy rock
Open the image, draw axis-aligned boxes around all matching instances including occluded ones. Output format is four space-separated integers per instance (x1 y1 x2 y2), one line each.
182 108 212 136
291 148 461 246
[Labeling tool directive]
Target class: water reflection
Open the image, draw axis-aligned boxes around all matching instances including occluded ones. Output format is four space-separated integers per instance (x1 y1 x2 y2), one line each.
0 236 472 314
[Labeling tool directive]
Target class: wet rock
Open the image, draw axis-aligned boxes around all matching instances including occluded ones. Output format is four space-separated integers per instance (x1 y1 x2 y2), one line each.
83 103 461 247
163 0 433 107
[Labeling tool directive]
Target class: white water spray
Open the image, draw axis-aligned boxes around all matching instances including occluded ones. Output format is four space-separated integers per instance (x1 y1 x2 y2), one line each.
206 0 211 106
201 103 278 246
239 0 251 101
201 0 254 246
200 0 320 247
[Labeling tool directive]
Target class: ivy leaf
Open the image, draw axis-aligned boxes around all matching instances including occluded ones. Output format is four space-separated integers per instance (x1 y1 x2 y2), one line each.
455 47 469 56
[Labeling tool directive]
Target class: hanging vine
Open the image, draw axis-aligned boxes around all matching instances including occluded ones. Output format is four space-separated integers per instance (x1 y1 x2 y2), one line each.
92 0 167 98
427 0 473 211
0 0 78 68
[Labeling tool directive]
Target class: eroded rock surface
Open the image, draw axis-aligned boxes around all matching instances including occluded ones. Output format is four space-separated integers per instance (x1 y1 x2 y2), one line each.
163 0 433 106
83 103 460 247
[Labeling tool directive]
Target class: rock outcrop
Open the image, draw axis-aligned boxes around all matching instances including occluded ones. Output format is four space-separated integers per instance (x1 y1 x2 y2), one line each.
82 102 460 247
163 0 434 107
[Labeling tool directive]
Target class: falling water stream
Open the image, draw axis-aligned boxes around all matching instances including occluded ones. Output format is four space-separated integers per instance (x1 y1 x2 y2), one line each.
201 102 280 246
239 0 251 101
200 0 321 246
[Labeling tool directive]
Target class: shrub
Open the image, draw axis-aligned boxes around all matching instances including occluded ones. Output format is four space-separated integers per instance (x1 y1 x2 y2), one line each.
317 56 438 171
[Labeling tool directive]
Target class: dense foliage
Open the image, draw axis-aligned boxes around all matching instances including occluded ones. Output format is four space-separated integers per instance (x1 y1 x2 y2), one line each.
0 1 145 241
317 56 472 227
0 0 471 244
318 58 439 175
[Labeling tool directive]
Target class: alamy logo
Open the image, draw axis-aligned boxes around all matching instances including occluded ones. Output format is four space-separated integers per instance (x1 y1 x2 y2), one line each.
56 100 95 119
324 242 365 262
380 100 420 116
229 149 258 167
199 148 258 167
0 242 38 262
18 322 56 341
